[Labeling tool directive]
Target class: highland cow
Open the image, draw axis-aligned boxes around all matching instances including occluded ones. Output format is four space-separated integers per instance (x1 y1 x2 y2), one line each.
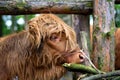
0 14 85 80
115 28 120 70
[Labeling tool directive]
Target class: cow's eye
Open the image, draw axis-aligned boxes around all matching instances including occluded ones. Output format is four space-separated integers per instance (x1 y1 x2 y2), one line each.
50 34 58 41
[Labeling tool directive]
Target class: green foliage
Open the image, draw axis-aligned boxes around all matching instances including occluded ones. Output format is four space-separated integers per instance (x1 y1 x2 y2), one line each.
1 15 23 36
115 4 120 9
115 4 120 27
107 0 112 2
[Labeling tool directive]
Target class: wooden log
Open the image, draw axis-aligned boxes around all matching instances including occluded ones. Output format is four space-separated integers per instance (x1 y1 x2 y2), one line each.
0 0 92 15
0 0 119 15
115 0 120 4
81 70 120 80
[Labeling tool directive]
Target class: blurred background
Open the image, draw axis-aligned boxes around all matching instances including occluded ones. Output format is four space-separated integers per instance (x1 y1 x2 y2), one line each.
0 14 73 37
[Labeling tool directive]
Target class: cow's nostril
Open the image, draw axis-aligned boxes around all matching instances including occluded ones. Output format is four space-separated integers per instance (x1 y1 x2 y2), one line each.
79 55 83 59
79 54 84 63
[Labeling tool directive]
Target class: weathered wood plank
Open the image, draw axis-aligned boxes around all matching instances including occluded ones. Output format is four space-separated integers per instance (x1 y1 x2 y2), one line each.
0 0 92 15
115 0 120 4
0 0 119 15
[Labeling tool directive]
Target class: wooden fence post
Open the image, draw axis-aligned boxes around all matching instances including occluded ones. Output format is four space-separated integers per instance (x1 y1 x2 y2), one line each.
92 0 115 72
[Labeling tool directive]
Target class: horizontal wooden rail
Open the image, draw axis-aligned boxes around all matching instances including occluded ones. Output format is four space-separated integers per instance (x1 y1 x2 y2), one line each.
115 0 120 4
0 0 119 15
0 0 92 15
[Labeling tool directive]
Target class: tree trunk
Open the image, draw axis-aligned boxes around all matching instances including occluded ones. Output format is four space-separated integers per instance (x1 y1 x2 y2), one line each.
92 0 115 72
72 14 91 66
11 16 16 33
24 15 29 30
72 14 91 80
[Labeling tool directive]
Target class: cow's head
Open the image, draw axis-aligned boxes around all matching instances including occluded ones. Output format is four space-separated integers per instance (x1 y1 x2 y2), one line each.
28 14 85 67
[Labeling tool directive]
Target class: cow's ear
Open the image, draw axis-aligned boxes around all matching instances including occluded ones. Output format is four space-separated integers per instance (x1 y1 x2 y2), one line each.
28 21 41 48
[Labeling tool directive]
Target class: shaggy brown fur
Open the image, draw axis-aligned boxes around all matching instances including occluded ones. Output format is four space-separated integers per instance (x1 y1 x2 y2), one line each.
115 28 120 70
0 14 84 80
